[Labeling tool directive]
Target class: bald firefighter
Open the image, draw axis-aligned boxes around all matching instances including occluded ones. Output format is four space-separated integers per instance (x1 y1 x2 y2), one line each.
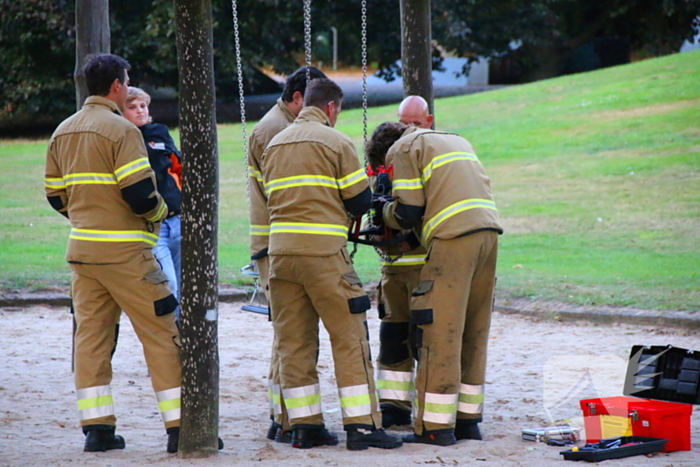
262 78 403 451
365 95 434 428
248 66 326 443
370 121 503 446
44 54 183 453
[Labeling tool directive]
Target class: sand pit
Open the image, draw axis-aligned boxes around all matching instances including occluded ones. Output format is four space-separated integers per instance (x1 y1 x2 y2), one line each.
0 302 698 466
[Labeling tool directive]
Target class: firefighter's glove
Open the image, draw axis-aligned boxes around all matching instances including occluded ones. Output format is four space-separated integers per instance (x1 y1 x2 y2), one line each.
371 195 392 227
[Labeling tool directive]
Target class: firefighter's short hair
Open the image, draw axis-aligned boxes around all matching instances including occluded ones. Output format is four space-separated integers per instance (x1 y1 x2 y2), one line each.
83 54 130 97
304 78 344 109
365 121 408 170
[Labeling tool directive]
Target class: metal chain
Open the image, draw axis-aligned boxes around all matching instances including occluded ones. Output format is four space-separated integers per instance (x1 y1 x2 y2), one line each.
304 0 312 83
361 0 368 156
232 0 250 210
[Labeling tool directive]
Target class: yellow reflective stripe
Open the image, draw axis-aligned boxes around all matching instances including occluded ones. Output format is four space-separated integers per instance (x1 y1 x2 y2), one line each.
270 222 348 237
44 177 66 189
158 398 180 413
283 384 323 419
70 228 159 246
423 392 458 424
77 395 114 411
423 199 497 240
285 393 322 411
422 151 479 182
115 157 150 181
64 172 118 185
248 165 263 182
337 168 367 189
376 374 413 392
379 254 426 266
250 224 270 236
393 178 423 191
145 201 167 222
265 174 337 194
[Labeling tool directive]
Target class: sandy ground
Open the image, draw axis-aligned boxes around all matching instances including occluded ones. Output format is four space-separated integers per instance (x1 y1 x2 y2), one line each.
0 302 698 467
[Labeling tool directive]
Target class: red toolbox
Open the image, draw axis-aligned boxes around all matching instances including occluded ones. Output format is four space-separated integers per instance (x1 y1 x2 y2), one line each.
580 396 692 452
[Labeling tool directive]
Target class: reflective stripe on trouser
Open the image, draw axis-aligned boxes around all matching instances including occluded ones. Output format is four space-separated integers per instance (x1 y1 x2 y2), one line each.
339 384 373 419
76 385 115 422
71 249 182 429
270 250 381 428
376 370 413 402
411 231 498 434
418 392 458 425
268 379 282 416
156 387 181 423
282 383 323 420
458 383 484 418
377 268 421 411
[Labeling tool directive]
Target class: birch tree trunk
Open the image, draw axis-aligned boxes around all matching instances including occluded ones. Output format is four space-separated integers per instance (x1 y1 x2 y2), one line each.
174 0 220 458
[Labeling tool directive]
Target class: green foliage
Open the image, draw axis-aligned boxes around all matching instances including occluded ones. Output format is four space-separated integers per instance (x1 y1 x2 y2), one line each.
434 0 700 81
0 0 76 122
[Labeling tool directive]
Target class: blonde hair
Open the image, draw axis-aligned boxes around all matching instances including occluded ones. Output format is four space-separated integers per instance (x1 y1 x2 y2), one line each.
126 87 152 124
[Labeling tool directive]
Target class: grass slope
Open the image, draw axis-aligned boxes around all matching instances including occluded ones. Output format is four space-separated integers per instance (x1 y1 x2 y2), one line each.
1 51 698 310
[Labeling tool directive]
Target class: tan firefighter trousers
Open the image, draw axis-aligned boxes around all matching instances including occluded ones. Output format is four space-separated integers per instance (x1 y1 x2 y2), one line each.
269 248 381 430
376 267 422 412
410 230 498 435
70 248 181 430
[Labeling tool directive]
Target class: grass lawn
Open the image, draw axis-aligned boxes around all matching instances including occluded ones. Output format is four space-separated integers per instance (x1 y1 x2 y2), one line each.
1 50 698 311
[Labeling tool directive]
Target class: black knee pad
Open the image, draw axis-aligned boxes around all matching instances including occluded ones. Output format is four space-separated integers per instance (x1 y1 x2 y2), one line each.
378 322 410 365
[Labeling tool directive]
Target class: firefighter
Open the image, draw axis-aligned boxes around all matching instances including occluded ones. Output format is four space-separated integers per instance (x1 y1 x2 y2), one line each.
247 66 327 443
262 78 403 451
44 54 183 453
370 121 504 446
397 95 434 129
364 95 435 428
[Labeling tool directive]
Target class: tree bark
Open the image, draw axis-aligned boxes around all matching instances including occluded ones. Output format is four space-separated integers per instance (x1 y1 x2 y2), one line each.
74 0 110 110
400 0 434 127
174 0 220 458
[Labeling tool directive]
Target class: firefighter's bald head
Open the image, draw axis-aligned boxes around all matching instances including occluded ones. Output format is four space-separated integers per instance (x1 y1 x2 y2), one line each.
398 95 433 129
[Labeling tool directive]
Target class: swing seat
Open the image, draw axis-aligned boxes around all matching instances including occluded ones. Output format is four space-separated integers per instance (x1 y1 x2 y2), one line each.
240 263 269 315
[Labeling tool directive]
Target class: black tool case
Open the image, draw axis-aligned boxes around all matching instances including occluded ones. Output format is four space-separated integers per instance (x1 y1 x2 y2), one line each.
560 436 667 462
624 345 700 404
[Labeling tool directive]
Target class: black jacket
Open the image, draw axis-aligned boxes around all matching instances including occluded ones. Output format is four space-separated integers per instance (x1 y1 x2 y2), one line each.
140 123 182 216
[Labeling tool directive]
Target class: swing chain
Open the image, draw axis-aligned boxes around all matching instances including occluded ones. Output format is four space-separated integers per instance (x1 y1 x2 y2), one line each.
361 0 368 154
303 0 312 83
231 0 250 207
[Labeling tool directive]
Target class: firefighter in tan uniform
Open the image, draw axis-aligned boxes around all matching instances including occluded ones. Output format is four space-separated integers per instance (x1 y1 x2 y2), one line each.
248 66 326 443
368 96 433 428
262 78 403 451
44 55 182 453
369 121 503 446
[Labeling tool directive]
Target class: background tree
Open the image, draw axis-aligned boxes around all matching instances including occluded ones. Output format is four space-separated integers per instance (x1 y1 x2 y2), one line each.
2 0 698 129
433 0 700 82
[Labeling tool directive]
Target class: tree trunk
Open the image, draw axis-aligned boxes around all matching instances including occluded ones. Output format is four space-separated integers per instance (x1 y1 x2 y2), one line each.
174 0 220 458
400 0 434 126
73 0 110 110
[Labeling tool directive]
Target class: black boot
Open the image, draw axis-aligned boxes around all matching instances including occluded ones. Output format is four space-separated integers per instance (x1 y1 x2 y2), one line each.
266 420 282 440
402 429 456 446
274 428 292 444
166 427 224 453
290 426 339 449
346 427 403 451
455 420 483 440
83 426 126 452
380 403 412 428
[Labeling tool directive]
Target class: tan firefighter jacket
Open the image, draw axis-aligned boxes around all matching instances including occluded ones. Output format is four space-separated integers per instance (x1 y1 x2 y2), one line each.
383 127 503 247
44 96 167 264
262 106 370 257
247 98 296 257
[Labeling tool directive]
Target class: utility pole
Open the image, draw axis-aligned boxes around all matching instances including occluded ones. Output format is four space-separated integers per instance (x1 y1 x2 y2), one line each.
73 0 110 109
174 0 220 458
400 0 434 124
